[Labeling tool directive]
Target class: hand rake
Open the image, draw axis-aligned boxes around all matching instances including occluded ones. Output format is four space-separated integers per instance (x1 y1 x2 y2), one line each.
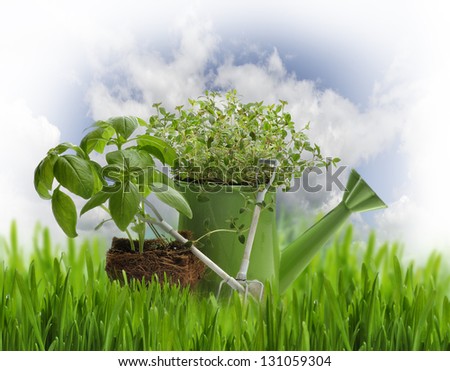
139 197 246 294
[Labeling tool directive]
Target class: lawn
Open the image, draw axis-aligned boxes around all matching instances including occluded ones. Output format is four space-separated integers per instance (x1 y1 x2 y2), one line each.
1 221 449 350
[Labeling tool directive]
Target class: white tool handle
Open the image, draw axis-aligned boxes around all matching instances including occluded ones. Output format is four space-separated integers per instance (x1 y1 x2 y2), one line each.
236 164 277 280
141 199 245 294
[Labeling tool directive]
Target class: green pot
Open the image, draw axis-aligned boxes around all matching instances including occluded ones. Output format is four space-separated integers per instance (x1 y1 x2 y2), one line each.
177 182 279 290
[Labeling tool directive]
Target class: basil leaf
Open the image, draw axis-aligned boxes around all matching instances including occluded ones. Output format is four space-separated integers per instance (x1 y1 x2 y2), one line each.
80 126 115 154
89 160 105 194
80 191 111 216
51 188 78 238
109 182 140 231
106 149 154 170
151 183 192 219
52 142 88 159
107 116 139 139
34 154 57 199
137 134 177 166
54 155 95 199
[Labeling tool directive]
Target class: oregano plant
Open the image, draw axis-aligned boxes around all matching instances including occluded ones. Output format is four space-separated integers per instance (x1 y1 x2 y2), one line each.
146 90 339 189
34 116 192 252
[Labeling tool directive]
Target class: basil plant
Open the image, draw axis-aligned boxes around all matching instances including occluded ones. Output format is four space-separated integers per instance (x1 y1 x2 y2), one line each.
34 116 192 252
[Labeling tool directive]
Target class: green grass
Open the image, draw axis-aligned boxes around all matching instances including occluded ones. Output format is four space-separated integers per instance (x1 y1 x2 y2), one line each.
1 221 449 350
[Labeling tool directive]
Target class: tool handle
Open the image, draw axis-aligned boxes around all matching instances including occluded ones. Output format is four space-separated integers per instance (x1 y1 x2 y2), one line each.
236 162 278 280
148 219 246 294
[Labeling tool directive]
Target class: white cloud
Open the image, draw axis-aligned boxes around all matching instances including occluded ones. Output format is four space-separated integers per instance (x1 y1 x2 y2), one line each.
0 97 63 249
373 3 450 257
374 74 450 257
87 15 219 120
215 48 413 167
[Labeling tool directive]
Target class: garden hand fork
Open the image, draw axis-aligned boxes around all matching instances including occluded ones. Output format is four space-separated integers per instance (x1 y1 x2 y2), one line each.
218 159 278 300
139 197 246 294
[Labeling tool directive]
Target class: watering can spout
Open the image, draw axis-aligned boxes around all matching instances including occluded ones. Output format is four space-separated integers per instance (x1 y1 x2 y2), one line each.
279 169 387 293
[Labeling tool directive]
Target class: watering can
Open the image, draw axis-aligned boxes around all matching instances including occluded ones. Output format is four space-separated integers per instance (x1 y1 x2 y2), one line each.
178 169 387 293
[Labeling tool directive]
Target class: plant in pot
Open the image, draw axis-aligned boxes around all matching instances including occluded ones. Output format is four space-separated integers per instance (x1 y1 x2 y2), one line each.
144 90 340 291
33 116 207 287
145 91 387 295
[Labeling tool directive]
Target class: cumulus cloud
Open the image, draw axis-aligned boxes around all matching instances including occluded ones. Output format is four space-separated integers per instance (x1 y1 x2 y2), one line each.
214 48 410 167
374 67 450 257
87 16 218 120
0 97 63 248
370 3 450 257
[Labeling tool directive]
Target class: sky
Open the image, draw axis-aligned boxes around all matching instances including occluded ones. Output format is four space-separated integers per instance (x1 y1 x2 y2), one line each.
1 0 449 260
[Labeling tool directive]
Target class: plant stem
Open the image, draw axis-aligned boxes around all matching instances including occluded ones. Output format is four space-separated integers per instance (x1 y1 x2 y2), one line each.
193 229 238 243
125 228 135 252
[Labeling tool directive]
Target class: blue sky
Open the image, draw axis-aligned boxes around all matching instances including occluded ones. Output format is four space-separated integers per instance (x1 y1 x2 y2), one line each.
1 0 449 259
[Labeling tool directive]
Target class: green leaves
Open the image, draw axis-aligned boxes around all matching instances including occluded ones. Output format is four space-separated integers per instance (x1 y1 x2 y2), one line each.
34 154 57 199
106 148 154 169
52 188 78 238
54 155 95 199
80 191 111 216
80 126 115 154
109 183 140 231
34 150 100 201
81 116 146 154
145 90 330 188
34 145 97 238
151 183 192 219
137 134 177 165
52 142 88 159
107 116 140 140
33 115 189 241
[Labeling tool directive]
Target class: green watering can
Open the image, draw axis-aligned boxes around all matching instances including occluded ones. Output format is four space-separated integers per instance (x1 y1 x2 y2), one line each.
178 169 387 293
